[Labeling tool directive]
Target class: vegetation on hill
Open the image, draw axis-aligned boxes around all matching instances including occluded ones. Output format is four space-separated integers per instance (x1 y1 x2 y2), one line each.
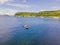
15 10 60 17
15 12 38 17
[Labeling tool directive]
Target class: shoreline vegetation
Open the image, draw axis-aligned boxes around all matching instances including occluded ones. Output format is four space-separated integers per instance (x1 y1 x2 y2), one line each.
4 10 60 18
15 10 60 18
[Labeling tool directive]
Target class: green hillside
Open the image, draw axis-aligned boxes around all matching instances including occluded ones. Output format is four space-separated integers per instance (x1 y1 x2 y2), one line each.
15 10 60 17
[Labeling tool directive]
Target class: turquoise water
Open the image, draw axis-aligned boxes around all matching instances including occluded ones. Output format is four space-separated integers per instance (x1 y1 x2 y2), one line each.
0 16 60 45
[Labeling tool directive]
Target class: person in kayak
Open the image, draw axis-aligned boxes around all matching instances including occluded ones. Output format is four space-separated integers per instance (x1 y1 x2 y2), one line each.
24 24 29 29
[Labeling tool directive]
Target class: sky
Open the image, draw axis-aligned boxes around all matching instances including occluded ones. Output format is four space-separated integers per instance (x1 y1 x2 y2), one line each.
0 0 60 15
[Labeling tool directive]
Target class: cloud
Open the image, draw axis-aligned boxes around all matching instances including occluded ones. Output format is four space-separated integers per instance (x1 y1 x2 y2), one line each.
51 6 60 10
0 0 28 4
0 0 9 4
0 8 18 15
7 3 31 8
0 0 13 4
40 6 60 11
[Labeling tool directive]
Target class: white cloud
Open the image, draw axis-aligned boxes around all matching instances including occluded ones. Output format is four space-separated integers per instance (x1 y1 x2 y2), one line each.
0 0 9 4
7 3 31 8
51 6 60 10
0 8 18 15
0 0 13 4
40 6 60 11
0 0 28 4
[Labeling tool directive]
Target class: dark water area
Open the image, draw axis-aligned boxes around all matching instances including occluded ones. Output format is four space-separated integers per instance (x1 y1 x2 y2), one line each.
0 16 60 45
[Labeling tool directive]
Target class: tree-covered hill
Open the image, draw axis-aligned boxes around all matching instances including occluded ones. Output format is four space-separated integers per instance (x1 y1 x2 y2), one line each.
38 10 60 17
15 12 38 17
15 10 60 17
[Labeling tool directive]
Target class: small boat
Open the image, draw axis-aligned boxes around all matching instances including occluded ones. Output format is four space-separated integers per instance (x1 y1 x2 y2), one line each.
24 24 29 29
